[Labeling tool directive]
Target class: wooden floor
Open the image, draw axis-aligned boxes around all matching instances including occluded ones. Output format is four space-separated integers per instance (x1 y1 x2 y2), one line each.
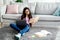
0 22 2 28
0 27 58 40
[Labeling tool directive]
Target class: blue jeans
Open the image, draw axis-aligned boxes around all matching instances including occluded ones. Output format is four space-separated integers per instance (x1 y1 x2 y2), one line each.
10 23 30 36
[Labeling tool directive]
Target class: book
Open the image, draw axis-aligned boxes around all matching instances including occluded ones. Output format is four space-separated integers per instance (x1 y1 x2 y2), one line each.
34 30 52 37
29 16 40 24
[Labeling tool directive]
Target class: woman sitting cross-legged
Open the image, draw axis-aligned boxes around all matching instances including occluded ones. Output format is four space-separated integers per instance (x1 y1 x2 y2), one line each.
10 7 33 40
10 7 40 40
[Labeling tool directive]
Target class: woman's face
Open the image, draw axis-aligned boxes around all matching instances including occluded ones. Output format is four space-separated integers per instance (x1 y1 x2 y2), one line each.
25 9 30 15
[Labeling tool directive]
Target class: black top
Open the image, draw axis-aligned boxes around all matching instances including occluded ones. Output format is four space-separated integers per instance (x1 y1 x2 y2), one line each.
16 20 27 30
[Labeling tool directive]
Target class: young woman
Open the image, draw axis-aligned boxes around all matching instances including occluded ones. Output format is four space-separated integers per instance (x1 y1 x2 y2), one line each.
10 7 33 40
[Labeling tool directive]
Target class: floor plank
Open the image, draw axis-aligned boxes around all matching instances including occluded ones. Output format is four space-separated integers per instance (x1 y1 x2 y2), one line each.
0 22 2 28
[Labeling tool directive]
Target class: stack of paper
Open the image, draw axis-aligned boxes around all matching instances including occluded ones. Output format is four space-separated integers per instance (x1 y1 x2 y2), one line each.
34 30 52 38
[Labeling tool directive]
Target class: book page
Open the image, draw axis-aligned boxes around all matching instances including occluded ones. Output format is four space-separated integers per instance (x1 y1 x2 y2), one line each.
29 16 40 24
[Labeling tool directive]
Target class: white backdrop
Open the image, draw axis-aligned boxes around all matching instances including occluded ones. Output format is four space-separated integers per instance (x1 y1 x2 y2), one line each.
28 0 60 3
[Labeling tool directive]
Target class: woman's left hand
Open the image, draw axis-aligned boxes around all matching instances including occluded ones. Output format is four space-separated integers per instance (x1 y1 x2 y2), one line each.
29 16 40 24
29 18 35 24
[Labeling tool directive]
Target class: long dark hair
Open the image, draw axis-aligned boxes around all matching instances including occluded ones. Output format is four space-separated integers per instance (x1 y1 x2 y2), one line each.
21 7 32 27
21 7 32 20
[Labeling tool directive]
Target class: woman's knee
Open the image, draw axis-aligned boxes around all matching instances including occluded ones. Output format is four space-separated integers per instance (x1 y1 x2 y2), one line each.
10 23 16 27
10 23 13 27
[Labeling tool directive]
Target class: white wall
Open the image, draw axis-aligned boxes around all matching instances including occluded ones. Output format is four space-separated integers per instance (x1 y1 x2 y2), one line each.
28 0 60 3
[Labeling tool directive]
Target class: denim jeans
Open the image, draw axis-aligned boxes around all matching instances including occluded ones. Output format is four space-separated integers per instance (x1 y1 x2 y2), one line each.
10 23 30 36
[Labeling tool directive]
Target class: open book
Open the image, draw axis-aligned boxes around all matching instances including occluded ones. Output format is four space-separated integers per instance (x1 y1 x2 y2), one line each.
34 30 52 37
29 16 40 24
